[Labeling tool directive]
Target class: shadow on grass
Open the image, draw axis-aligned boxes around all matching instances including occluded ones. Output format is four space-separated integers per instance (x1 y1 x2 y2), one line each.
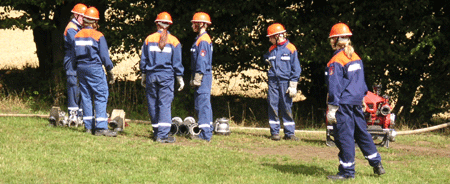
301 138 328 145
263 163 333 176
231 130 270 138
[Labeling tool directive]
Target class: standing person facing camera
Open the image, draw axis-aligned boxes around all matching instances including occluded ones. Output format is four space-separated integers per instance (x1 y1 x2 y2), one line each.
140 12 184 143
63 3 87 123
189 12 213 142
263 23 302 141
74 6 116 137
325 23 385 180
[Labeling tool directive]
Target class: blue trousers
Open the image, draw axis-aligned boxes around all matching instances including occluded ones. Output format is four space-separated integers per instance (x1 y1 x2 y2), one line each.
145 74 174 139
333 104 382 177
267 80 295 137
66 74 80 114
77 66 109 130
195 74 213 141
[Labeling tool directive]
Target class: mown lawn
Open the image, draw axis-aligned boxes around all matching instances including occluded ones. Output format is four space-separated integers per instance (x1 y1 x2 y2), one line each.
0 116 449 183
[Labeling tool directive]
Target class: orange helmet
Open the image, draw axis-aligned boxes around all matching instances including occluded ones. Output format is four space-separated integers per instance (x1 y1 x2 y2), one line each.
83 7 100 21
155 12 173 24
191 12 211 24
71 3 87 15
329 23 352 38
267 23 286 37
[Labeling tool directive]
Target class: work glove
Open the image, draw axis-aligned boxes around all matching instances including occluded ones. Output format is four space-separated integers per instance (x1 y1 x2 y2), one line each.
176 76 184 91
141 74 146 88
107 71 115 84
193 73 203 87
362 100 367 112
327 104 339 124
286 81 298 98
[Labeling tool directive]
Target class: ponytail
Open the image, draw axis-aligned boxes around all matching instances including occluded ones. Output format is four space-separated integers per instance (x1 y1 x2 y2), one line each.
159 28 168 50
336 37 354 58
82 21 99 29
344 42 354 58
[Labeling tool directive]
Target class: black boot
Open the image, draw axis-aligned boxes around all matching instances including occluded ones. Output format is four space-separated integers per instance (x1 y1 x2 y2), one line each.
95 129 117 137
283 135 300 141
190 135 210 142
327 174 354 180
270 134 281 141
155 136 176 143
373 162 386 175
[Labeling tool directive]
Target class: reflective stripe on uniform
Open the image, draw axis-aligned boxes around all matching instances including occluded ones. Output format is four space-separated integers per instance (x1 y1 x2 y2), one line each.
365 152 378 160
348 63 361 72
149 45 172 53
199 124 211 128
75 40 93 46
283 122 295 126
158 122 171 127
83 116 94 120
269 120 280 125
339 160 355 168
96 117 108 121
280 56 290 60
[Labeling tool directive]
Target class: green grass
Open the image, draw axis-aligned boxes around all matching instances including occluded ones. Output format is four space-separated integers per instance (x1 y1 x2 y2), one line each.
0 116 449 183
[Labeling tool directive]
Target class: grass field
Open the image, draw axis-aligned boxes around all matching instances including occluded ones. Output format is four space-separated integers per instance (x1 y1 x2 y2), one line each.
1 115 449 183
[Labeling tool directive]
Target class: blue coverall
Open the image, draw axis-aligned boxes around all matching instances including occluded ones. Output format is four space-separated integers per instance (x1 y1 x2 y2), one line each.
140 30 184 139
63 18 82 116
264 40 301 137
326 49 382 178
190 32 213 141
74 27 114 131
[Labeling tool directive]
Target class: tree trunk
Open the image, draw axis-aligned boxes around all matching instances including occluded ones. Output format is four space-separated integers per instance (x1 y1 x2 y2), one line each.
31 4 69 106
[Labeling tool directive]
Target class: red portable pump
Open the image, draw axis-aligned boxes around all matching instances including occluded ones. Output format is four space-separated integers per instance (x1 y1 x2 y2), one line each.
326 85 397 148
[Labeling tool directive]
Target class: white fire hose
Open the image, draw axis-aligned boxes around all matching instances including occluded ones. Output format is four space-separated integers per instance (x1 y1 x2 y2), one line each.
0 114 448 135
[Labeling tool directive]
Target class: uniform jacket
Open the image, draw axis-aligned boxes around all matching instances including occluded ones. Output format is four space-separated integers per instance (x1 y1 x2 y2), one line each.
264 40 301 82
190 32 213 75
140 30 183 77
74 27 113 72
326 49 368 106
63 18 82 75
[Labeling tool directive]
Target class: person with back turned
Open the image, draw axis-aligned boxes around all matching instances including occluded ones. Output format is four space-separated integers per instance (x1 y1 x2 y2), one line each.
140 12 184 143
74 6 116 137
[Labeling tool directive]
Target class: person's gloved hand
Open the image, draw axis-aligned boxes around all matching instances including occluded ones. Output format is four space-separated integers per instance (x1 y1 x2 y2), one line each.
327 104 339 124
193 73 203 87
176 76 184 91
107 71 115 84
141 74 146 88
286 81 298 98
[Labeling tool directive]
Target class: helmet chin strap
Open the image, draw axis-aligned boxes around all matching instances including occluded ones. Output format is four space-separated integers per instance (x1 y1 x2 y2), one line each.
157 22 170 29
275 34 285 45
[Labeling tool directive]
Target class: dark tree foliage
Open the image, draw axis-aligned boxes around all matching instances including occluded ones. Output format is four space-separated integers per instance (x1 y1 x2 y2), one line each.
1 0 449 124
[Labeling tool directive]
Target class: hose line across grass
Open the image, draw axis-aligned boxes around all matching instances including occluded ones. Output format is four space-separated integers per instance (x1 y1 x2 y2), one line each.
0 113 448 135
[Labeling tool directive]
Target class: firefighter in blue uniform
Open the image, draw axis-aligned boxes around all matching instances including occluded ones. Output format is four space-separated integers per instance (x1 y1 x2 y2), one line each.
140 12 184 143
74 7 116 137
263 23 302 141
325 23 385 180
189 12 213 142
63 3 86 121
